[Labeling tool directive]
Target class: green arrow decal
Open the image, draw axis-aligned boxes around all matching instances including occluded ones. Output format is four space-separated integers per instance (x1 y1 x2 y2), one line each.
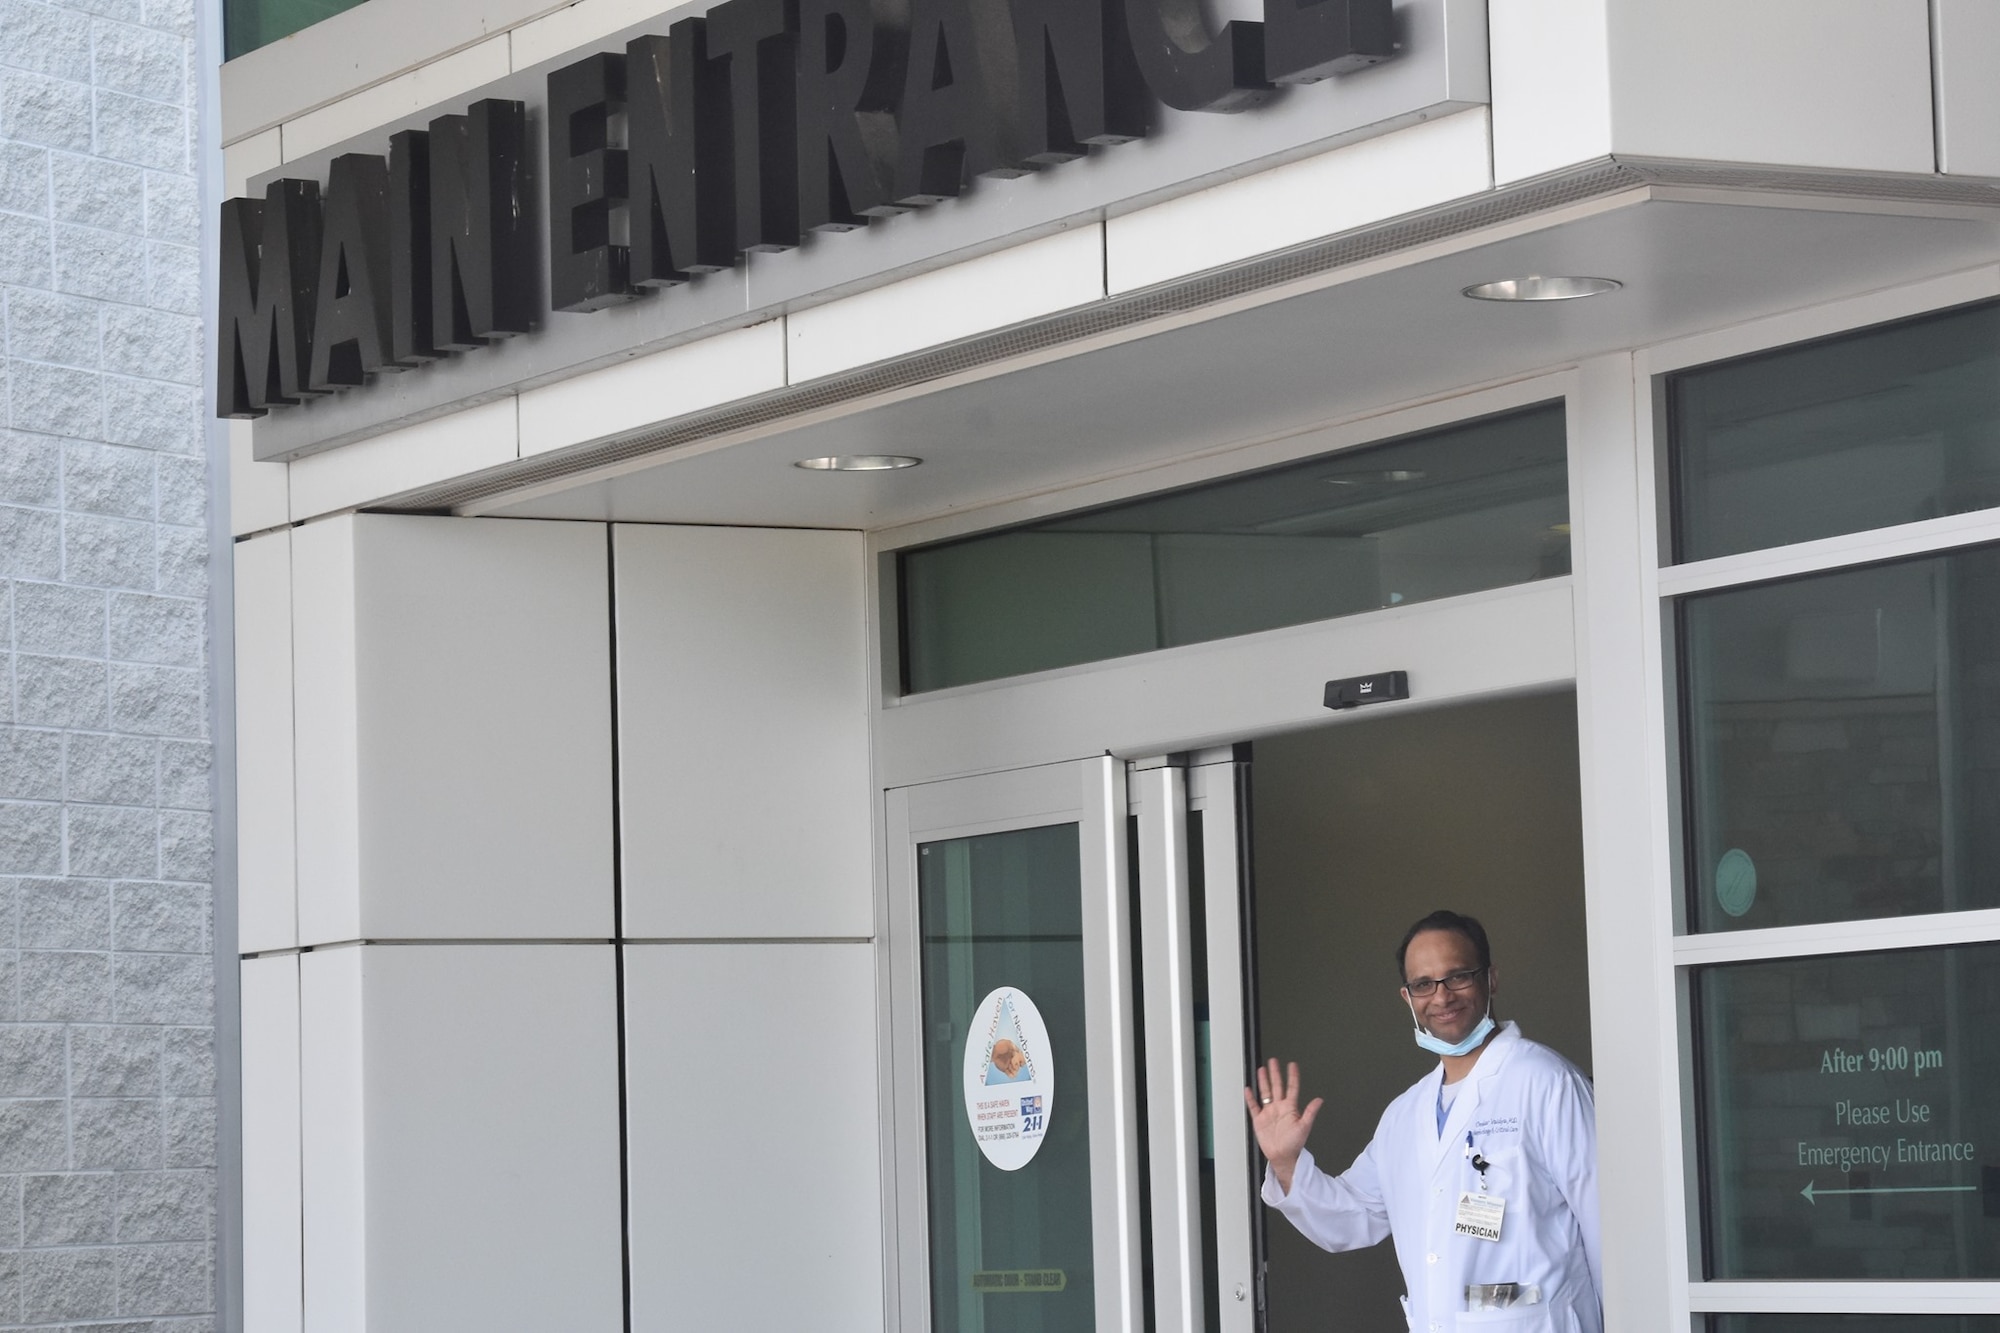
1800 1180 1978 1204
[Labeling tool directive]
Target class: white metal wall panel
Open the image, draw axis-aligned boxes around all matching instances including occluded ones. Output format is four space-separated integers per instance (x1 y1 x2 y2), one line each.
517 321 787 459
300 946 365 1333
625 943 884 1333
1935 0 2000 177
362 945 623 1333
287 397 519 522
241 955 304 1333
1606 0 1934 173
1566 355 1680 1326
350 514 614 939
235 530 298 953
788 228 1106 382
1489 0 1613 184
230 420 290 537
1106 110 1493 294
613 525 872 939
292 517 362 948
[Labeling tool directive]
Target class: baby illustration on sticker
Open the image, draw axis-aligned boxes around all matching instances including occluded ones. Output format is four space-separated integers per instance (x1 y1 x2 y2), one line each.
962 987 1056 1170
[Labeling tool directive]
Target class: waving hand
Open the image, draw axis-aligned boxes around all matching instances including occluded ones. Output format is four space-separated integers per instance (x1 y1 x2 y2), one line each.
1244 1058 1322 1194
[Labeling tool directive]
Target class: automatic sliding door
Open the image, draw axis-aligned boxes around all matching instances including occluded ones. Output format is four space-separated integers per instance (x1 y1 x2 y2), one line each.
889 761 1142 1333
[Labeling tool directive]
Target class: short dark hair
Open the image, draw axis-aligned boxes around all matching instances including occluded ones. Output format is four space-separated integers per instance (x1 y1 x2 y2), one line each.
1396 910 1492 979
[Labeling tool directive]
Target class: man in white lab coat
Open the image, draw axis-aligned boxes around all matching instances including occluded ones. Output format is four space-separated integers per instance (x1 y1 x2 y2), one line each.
1246 910 1601 1333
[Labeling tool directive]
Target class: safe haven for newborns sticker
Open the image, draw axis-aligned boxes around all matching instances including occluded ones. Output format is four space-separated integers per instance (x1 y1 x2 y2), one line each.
962 987 1054 1171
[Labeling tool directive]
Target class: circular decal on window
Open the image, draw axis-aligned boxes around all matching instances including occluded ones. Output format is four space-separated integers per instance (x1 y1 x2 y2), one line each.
1716 848 1758 918
961 986 1054 1172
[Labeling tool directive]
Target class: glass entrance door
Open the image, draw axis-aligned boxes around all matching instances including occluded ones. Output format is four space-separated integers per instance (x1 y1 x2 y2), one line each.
887 760 1142 1333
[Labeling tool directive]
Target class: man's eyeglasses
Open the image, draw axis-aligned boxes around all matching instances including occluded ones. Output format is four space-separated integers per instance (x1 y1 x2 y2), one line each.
1403 967 1486 998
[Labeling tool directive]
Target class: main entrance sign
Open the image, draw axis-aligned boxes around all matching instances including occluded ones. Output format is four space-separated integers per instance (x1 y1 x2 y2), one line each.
218 0 1396 420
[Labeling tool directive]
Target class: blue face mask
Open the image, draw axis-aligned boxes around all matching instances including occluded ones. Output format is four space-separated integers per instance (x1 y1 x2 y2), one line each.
1406 996 1495 1058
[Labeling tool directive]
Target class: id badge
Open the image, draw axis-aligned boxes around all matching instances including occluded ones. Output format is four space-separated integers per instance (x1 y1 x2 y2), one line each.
1453 1191 1505 1242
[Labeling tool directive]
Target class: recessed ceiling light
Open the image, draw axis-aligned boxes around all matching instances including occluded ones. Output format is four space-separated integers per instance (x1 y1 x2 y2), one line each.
793 454 923 471
1461 276 1623 302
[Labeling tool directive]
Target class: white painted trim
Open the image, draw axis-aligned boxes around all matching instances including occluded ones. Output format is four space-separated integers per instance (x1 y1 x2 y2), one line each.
289 396 520 521
1187 757 1257 1333
1081 755 1144 1333
518 321 787 459
788 227 1106 384
1133 766 1203 1332
279 36 512 163
875 578 1577 790
1638 263 2000 382
1671 907 2000 966
1105 109 1493 295
1659 505 2000 596
1687 1282 2000 1314
1628 345 1702 1311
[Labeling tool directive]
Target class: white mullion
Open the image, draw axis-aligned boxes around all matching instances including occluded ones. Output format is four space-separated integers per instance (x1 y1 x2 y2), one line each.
1657 506 2000 599
1135 764 1204 1333
1687 1282 2000 1314
1672 906 2000 967
1081 755 1144 1333
1630 352 1704 1322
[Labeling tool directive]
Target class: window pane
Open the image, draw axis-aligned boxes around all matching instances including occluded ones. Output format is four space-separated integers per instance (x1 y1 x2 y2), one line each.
1680 544 2000 932
225 0 368 59
920 822 1095 1332
1695 944 2000 1280
899 402 1569 692
1670 300 2000 563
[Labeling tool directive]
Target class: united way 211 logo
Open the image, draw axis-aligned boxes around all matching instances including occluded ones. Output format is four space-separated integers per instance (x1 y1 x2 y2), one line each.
962 987 1055 1171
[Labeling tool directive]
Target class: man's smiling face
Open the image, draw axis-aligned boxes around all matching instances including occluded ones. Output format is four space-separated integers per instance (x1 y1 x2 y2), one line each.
1401 928 1493 1044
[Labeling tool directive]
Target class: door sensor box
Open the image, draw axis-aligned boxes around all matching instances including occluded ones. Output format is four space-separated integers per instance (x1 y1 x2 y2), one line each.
1323 671 1410 710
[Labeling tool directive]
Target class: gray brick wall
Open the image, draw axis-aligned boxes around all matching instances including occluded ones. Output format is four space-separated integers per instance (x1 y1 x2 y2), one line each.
0 0 215 1328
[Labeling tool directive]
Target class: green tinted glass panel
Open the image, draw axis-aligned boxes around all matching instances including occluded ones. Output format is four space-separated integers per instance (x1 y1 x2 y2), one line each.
225 0 368 59
1670 301 2000 563
899 402 1569 692
920 822 1094 1332
1695 944 2000 1280
1681 544 2000 932
1712 1312 2000 1320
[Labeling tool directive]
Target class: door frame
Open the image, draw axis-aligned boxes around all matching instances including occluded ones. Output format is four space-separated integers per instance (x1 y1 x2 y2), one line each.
872 371 1589 1332
884 759 1144 1333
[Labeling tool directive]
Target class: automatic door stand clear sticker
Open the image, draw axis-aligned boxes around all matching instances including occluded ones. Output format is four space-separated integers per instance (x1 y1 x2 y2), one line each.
961 986 1055 1171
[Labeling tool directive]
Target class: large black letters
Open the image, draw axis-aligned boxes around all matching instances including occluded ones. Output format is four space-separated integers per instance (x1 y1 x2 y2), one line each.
628 23 737 284
387 130 439 364
429 99 535 349
216 179 321 419
708 0 802 254
1263 0 1396 84
895 0 1018 204
1122 0 1273 112
1008 0 1148 167
215 0 1415 419
309 154 394 391
548 53 636 312
796 0 906 232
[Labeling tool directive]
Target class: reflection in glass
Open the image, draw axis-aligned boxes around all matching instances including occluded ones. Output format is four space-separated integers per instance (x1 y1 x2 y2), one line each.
1680 544 2000 932
225 0 368 58
1670 300 2000 562
1695 944 2000 1280
920 823 1094 1332
899 402 1569 692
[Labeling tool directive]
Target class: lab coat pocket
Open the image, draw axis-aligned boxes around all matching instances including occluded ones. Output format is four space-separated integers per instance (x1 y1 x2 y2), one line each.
1456 1304 1558 1331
